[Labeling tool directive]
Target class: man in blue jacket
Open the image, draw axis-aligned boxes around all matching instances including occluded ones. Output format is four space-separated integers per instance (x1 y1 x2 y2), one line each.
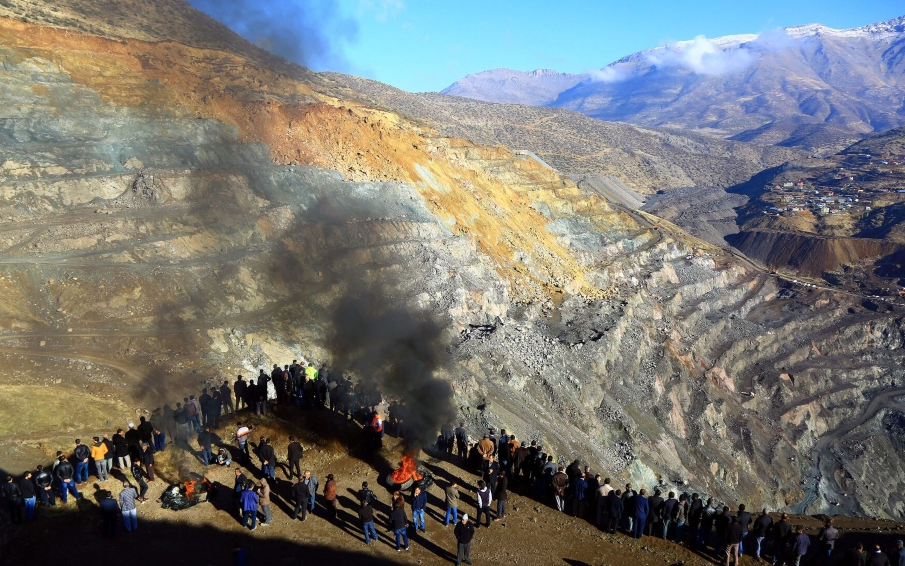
412 486 428 532
240 481 259 531
633 488 650 539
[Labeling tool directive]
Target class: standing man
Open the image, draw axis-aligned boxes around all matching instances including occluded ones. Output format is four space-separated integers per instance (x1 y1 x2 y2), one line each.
752 509 774 562
99 490 119 538
140 442 155 481
2 476 24 524
390 499 410 551
34 465 55 507
150 408 166 452
90 436 109 481
240 481 259 531
73 439 90 484
454 422 468 460
119 481 138 533
259 438 276 481
892 541 905 566
199 388 212 427
113 429 131 470
137 417 154 451
790 526 811 566
101 434 115 475
633 488 650 539
234 375 247 411
445 481 460 526
259 478 272 526
221 380 234 414
736 504 752 556
292 475 310 521
773 512 793 566
285 436 303 480
412 486 427 532
551 467 569 513
454 513 475 566
726 517 744 566
18 472 37 521
54 455 80 503
305 470 319 512
198 426 213 466
236 422 250 462
359 499 378 544
817 518 839 565
475 480 492 528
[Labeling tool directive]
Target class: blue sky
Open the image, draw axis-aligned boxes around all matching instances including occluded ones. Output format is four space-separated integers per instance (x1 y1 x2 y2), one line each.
191 1 904 93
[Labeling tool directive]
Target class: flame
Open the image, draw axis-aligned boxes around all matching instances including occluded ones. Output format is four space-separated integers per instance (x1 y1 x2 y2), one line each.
391 454 423 484
184 480 197 499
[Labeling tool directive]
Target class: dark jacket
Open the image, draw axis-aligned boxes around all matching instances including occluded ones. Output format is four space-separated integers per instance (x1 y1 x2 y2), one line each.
358 488 377 506
359 504 374 523
287 441 304 462
774 520 792 543
792 533 810 556
73 443 90 461
197 430 212 449
842 549 866 566
496 475 509 501
140 448 154 466
727 522 745 544
18 478 36 499
34 469 53 489
737 510 752 531
870 551 891 566
412 490 427 511
455 521 475 544
662 498 678 521
112 434 130 458
752 514 774 537
648 495 664 520
292 481 310 503
55 460 74 481
551 472 569 495
390 506 407 530
634 495 649 517
608 492 624 518
259 444 275 464
688 498 704 525
1 482 23 504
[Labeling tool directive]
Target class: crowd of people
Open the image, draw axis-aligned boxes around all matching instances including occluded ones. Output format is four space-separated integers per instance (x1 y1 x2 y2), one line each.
4 359 905 566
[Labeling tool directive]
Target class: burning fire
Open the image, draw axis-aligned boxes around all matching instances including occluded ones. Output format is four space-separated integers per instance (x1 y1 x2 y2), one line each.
391 454 423 484
183 477 212 500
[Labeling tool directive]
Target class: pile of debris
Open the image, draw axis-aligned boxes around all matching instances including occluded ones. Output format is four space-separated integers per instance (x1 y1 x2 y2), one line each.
160 476 214 511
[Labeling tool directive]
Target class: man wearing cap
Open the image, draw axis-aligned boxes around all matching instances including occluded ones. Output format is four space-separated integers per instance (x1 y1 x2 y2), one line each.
454 513 475 566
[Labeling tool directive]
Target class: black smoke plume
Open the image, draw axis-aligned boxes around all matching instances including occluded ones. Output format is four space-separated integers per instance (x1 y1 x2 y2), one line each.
328 276 456 454
187 0 358 71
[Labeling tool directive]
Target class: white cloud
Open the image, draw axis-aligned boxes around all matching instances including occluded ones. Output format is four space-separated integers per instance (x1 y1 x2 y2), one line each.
645 35 757 76
589 64 630 83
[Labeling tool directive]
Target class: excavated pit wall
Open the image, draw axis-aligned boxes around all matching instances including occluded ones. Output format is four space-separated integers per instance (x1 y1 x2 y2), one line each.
3 30 905 521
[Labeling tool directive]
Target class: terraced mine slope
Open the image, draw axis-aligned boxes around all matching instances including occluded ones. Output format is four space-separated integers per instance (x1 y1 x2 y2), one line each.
1 1 905 525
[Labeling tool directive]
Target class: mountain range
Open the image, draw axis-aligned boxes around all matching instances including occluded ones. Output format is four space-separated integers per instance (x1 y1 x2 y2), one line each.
443 16 905 153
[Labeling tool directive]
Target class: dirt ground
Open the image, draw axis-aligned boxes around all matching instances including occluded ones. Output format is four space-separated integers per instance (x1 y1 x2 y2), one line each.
3 403 905 566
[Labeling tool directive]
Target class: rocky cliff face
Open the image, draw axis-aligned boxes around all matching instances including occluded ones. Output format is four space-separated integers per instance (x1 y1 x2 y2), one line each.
1 3 905 521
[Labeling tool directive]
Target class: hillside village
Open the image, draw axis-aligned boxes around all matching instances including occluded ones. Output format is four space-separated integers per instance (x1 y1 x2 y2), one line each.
758 152 905 220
